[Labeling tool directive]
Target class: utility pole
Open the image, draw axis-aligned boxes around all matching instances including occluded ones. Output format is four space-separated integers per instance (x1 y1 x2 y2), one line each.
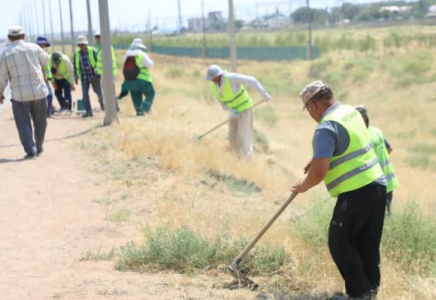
148 10 153 52
98 0 118 125
86 0 94 46
34 0 41 37
48 0 55 51
306 0 313 60
69 0 75 54
59 0 65 53
178 0 182 33
202 0 207 58
228 0 237 72
42 0 47 37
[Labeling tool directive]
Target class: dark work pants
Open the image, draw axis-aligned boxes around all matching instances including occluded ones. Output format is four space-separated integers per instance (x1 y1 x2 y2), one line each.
81 79 103 113
54 78 72 110
11 99 47 155
386 191 393 214
328 183 387 298
46 82 53 115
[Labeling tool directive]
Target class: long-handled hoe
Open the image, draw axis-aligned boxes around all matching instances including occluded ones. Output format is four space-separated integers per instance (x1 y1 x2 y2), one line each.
196 100 266 141
227 192 298 290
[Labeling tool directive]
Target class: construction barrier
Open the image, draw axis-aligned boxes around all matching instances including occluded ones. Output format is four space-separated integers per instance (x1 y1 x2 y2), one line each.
114 44 320 61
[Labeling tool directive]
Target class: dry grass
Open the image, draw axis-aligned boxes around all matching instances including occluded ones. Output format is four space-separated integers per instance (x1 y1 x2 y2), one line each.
80 26 436 299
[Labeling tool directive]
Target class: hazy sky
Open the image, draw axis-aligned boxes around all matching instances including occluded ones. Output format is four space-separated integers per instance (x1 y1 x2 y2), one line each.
1 0 342 39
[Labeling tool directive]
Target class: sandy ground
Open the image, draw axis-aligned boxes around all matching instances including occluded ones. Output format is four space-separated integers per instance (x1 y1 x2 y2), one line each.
0 99 262 300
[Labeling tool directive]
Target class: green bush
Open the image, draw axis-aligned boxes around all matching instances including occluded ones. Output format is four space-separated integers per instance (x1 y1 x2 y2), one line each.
255 106 279 126
116 225 290 275
383 202 436 275
165 67 185 79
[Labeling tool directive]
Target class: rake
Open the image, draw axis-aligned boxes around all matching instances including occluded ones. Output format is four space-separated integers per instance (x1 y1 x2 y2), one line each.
227 192 298 289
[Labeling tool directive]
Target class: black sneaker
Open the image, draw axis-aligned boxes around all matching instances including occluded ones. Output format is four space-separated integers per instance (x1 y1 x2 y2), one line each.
82 112 93 118
37 150 43 157
100 102 105 111
24 153 37 160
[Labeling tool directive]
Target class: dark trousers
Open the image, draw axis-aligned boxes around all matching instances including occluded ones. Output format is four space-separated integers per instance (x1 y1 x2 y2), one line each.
81 79 103 113
11 99 47 155
130 81 155 113
54 78 72 110
328 183 387 298
386 191 393 214
46 82 53 115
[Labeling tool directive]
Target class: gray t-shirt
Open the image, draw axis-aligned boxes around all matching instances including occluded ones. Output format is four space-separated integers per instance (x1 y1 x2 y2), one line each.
313 102 386 186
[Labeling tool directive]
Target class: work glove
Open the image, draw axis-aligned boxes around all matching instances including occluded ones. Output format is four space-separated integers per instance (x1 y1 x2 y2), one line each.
230 109 240 118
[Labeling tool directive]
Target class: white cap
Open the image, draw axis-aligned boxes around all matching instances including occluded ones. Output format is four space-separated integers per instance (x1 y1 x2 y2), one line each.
205 65 225 81
76 35 88 45
8 25 25 36
130 38 147 50
94 30 101 37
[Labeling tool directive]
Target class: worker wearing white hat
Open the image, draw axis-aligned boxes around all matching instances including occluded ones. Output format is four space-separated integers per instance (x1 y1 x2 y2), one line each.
73 35 104 117
0 25 49 159
118 38 155 116
205 64 272 159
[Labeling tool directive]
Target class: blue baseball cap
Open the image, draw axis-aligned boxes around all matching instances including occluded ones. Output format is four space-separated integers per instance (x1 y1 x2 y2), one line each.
35 36 51 47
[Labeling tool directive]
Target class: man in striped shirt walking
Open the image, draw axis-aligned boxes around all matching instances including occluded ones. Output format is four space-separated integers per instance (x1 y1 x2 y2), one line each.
0 26 49 159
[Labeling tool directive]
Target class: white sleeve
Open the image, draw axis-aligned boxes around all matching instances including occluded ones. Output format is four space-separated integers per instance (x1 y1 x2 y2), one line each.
227 73 271 100
39 48 49 66
141 52 154 69
0 53 7 97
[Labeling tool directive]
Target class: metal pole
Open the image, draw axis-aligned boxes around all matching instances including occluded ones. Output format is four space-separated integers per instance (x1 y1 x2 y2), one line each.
48 0 55 51
306 0 313 60
98 0 118 125
42 0 47 37
178 0 182 32
59 0 65 53
228 0 237 72
86 0 94 46
34 0 41 37
28 0 35 41
148 10 153 52
202 0 207 58
69 0 75 54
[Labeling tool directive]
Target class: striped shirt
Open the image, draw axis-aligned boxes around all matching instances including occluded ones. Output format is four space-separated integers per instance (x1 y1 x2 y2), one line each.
74 48 98 83
0 40 49 102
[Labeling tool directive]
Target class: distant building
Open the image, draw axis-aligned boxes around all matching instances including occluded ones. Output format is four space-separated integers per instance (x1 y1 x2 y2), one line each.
427 5 436 18
250 12 292 29
188 11 225 32
379 5 412 13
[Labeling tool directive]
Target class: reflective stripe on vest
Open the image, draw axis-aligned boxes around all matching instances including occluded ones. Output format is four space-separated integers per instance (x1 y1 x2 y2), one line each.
75 46 97 79
45 57 52 80
96 45 117 76
211 75 253 113
368 126 400 193
320 105 384 197
135 53 152 82
49 55 72 83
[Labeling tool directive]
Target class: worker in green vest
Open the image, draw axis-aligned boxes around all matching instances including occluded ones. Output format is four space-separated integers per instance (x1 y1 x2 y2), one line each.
49 51 76 111
291 81 386 300
94 30 118 111
205 64 272 159
355 105 400 214
73 35 103 118
117 38 155 116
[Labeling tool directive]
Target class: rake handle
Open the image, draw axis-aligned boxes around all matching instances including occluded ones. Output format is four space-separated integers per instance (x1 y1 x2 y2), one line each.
234 192 298 265
197 100 266 140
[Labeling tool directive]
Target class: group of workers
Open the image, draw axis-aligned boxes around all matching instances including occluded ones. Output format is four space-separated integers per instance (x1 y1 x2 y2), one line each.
0 24 400 300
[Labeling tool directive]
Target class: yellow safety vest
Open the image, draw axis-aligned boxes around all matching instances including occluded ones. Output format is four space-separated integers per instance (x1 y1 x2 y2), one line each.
319 104 384 197
135 53 152 83
45 59 52 80
48 55 73 84
75 46 97 79
368 126 400 193
211 74 253 113
96 45 117 76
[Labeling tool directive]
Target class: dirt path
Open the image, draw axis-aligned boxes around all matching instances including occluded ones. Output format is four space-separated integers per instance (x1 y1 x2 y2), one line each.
0 104 258 300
